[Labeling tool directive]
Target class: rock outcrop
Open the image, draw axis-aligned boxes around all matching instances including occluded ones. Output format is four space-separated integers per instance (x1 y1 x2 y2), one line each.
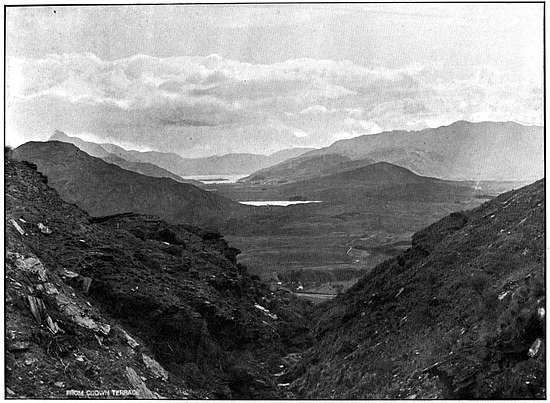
5 152 311 399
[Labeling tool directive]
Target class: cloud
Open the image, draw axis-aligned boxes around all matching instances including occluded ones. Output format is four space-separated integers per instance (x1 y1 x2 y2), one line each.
6 53 543 156
299 105 328 115
293 129 309 138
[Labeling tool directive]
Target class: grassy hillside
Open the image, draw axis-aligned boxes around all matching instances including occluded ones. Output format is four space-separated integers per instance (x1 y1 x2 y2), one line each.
13 141 250 228
287 179 545 399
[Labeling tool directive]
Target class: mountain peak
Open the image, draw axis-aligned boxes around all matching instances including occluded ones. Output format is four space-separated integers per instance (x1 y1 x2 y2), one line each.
50 130 72 141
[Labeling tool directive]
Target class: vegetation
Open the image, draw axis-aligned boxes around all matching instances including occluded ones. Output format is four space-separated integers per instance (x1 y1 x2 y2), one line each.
288 179 545 399
5 155 313 399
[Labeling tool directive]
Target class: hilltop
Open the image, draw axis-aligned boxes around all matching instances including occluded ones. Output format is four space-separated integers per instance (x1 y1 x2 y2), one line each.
241 154 375 185
221 162 480 205
5 152 312 399
274 161 477 204
12 141 250 228
242 121 543 184
285 179 545 399
49 131 192 184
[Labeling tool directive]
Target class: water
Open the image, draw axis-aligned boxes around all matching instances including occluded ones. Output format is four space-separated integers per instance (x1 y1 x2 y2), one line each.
180 174 248 184
238 201 322 206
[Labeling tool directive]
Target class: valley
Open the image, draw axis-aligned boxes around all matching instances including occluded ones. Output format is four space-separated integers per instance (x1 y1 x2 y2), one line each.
13 135 535 300
211 169 519 296
6 122 545 399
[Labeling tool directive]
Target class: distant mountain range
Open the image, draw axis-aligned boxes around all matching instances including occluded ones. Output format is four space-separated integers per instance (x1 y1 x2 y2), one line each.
242 121 544 184
49 131 315 176
49 131 194 184
13 141 250 227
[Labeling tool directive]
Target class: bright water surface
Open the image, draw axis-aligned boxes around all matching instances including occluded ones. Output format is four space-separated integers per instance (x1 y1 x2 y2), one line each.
238 201 322 206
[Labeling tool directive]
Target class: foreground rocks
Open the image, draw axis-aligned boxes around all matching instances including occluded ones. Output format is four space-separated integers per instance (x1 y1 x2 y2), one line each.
5 155 312 399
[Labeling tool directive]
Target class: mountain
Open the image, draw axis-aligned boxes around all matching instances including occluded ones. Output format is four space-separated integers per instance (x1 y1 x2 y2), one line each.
49 131 195 184
12 141 250 228
118 148 317 176
241 154 375 184
245 162 481 204
242 121 544 184
5 152 311 399
285 179 545 399
48 131 315 176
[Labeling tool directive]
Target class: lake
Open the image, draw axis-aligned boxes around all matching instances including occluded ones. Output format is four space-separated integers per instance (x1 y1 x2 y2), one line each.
180 174 248 184
238 201 322 206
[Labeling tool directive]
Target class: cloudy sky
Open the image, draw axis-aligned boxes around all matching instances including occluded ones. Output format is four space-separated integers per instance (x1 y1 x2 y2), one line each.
6 3 544 157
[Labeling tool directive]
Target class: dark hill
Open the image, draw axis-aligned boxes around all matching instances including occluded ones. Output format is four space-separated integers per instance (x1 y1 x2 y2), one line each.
312 161 425 184
272 162 478 204
12 141 250 228
243 121 543 184
241 154 375 184
49 131 195 184
5 152 311 399
287 179 545 399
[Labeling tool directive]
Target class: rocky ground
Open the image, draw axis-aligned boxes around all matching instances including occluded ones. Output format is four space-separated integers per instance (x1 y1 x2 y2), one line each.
5 153 312 399
285 179 545 399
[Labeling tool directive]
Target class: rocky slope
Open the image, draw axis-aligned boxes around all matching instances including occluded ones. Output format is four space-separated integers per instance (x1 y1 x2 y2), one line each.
5 152 312 399
49 131 192 184
242 121 544 184
12 141 251 228
286 179 545 399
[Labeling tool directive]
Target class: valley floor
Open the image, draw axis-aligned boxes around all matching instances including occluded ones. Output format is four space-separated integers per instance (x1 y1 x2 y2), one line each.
213 180 511 294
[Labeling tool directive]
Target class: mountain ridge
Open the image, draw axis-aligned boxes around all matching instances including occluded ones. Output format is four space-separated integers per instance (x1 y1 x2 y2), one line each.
12 141 251 228
49 131 194 184
242 121 544 184
49 131 315 176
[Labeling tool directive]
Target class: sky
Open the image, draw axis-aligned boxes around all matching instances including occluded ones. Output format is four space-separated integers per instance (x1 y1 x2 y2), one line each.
5 3 544 157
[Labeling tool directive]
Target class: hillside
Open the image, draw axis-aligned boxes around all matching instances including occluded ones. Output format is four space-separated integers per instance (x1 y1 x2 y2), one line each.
12 141 251 228
241 154 375 184
222 162 481 206
276 162 479 204
49 131 191 184
285 179 545 399
5 153 312 399
242 121 544 184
